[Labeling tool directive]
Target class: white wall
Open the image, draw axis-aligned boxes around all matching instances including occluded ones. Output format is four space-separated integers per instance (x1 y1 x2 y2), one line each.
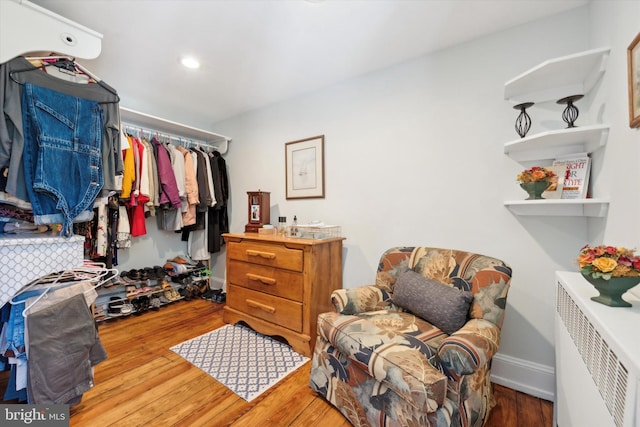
120 0 639 400
203 2 639 400
587 1 640 247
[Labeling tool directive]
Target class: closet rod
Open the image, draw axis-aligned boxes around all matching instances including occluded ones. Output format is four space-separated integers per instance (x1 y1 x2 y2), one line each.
120 107 231 153
122 123 229 153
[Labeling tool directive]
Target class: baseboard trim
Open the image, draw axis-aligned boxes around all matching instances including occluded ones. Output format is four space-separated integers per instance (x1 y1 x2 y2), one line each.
210 275 226 290
203 284 556 401
491 353 555 402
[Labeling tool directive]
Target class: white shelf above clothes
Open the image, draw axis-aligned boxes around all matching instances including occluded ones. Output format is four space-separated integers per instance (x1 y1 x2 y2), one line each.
120 107 232 153
0 0 103 64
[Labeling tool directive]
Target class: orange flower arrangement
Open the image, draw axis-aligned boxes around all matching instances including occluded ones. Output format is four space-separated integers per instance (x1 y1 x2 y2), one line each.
577 244 640 280
516 166 556 183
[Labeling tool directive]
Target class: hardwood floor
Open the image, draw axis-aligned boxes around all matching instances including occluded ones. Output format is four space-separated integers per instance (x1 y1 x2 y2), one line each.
1 298 553 426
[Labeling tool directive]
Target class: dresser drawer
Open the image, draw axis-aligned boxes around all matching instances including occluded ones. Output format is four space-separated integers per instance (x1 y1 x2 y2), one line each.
227 284 303 333
227 259 304 301
227 241 303 272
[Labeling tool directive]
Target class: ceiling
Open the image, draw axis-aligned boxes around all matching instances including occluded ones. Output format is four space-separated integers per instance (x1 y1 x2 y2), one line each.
26 0 588 129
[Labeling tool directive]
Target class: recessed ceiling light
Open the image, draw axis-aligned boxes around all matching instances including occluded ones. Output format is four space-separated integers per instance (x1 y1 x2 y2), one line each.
181 57 200 69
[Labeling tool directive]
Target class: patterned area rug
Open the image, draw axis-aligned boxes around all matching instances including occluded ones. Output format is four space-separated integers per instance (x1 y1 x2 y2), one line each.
170 324 309 402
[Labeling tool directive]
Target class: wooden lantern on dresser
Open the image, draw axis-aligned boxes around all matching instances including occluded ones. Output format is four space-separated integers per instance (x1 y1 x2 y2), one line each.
222 232 345 357
245 191 270 232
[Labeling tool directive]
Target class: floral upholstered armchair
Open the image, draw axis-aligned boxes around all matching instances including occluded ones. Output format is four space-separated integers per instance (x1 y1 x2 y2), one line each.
309 247 512 427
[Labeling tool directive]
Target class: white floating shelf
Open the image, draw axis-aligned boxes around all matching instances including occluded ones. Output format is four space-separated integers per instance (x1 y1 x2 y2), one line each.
120 107 229 143
0 0 103 63
504 124 609 162
504 47 610 104
504 198 609 217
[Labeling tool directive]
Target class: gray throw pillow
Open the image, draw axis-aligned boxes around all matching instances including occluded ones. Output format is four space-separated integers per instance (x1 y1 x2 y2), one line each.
392 269 474 334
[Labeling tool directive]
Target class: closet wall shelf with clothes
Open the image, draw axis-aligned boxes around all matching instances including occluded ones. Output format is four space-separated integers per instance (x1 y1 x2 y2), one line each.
120 107 232 154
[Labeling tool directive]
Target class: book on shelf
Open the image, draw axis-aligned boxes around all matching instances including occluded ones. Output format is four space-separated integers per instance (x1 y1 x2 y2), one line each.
552 153 591 199
541 164 567 199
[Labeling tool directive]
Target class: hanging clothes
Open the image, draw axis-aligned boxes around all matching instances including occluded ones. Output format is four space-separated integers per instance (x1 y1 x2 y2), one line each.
21 83 104 237
1 268 109 405
165 143 185 231
120 135 136 199
26 292 106 405
176 145 199 227
192 148 214 210
0 56 121 203
152 137 181 209
116 204 131 249
125 136 150 237
180 148 209 254
140 137 159 216
207 151 229 253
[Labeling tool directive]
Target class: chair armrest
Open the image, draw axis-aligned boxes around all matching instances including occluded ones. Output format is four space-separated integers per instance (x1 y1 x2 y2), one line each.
331 285 392 314
437 319 501 376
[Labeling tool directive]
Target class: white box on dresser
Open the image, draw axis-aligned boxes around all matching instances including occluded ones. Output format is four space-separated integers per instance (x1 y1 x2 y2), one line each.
0 234 84 307
555 271 640 427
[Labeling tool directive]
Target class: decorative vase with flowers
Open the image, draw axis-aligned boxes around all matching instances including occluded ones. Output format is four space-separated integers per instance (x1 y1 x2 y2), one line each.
577 244 640 307
516 166 556 200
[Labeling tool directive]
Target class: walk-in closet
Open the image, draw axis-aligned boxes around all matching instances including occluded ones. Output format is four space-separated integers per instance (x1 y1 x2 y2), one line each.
0 0 232 408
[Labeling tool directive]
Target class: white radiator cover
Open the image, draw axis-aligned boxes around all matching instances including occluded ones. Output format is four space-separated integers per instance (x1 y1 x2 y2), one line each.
555 272 640 427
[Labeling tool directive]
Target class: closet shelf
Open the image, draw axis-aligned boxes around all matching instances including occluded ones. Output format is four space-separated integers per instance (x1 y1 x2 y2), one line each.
503 124 609 162
504 198 609 217
504 47 610 104
0 0 103 64
120 107 232 152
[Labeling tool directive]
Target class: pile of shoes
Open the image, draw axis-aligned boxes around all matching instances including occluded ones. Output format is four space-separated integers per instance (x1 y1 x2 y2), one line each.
107 297 134 316
200 288 226 303
119 266 166 283
162 281 181 302
149 295 162 309
143 266 166 280
200 288 219 301
120 269 147 283
94 305 107 321
102 274 125 288
213 292 226 303
163 256 198 276
131 295 150 313
98 256 210 321
177 282 204 300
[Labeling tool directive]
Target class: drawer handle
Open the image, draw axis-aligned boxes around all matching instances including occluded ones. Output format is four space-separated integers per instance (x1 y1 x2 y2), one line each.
246 273 276 285
246 299 276 314
246 249 276 260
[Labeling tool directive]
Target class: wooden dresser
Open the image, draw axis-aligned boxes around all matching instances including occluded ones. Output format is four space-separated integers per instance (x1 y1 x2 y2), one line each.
222 232 345 357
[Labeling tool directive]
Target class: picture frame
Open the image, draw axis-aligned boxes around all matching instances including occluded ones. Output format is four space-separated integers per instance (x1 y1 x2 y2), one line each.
628 32 640 128
285 135 325 199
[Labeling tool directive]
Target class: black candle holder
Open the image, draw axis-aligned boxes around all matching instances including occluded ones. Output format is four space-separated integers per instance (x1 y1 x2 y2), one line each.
513 102 534 138
557 94 583 128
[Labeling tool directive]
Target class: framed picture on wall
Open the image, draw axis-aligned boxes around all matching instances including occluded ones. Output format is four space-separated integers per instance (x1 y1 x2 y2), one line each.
628 32 640 128
285 135 325 199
